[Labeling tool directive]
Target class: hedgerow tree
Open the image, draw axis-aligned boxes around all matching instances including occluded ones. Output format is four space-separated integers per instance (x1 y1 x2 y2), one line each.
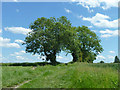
23 16 72 65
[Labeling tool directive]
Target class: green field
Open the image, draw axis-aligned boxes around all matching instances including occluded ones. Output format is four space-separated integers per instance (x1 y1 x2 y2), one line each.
2 62 118 88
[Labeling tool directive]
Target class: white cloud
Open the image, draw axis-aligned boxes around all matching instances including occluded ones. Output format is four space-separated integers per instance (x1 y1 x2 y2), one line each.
13 0 18 2
91 30 97 32
100 29 118 38
109 51 115 54
89 9 94 13
77 15 83 18
83 13 118 28
64 8 72 13
15 39 24 44
34 55 63 60
96 55 105 60
20 50 25 53
10 50 26 56
71 0 119 10
16 56 24 60
4 27 32 35
88 26 93 28
107 55 114 59
10 50 30 61
0 37 20 48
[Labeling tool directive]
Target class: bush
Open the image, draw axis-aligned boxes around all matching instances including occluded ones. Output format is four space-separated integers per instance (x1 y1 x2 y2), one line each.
100 61 104 63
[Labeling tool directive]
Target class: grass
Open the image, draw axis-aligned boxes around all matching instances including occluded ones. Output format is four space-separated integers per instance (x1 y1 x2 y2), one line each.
2 62 118 88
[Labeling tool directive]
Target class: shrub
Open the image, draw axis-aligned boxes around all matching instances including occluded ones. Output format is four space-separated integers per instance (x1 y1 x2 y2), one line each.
100 61 104 63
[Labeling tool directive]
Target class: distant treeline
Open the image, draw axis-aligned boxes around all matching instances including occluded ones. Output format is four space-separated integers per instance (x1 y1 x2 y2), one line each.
0 62 118 70
0 62 55 66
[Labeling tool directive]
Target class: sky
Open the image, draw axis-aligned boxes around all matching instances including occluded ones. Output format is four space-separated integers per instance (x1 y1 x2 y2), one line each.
0 0 119 63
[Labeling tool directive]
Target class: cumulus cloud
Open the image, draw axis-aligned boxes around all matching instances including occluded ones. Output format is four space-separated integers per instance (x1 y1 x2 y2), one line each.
107 55 114 59
10 50 26 56
34 55 63 60
100 29 118 38
4 27 32 35
109 51 115 54
0 37 20 48
89 9 94 13
82 13 118 28
13 0 18 2
77 15 83 18
91 30 97 32
16 56 24 60
10 50 31 61
15 39 25 44
88 26 93 28
64 8 72 13
71 0 119 10
96 55 105 60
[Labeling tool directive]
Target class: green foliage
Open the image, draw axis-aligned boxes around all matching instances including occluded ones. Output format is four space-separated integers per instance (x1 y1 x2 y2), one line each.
100 61 104 63
114 56 119 63
77 26 103 62
23 16 71 65
2 63 118 88
23 16 103 64
65 26 103 63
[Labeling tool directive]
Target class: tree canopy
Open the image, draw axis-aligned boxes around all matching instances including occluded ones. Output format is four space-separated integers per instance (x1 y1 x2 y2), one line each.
23 16 103 64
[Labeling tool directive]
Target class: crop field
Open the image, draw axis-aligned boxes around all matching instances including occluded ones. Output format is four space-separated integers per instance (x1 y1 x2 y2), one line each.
2 62 118 88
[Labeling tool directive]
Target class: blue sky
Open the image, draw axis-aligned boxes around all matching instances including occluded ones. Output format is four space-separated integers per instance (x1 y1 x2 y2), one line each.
1 1 119 63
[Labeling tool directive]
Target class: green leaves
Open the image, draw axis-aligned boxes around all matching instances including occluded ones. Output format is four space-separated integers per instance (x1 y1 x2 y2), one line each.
23 16 103 64
66 25 103 63
23 16 72 64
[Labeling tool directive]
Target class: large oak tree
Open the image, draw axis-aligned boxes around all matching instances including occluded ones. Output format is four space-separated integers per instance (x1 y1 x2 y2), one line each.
23 16 71 65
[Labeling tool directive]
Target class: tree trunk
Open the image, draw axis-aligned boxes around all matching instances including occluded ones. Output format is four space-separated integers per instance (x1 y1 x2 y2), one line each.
78 52 82 62
50 50 57 65
72 52 78 62
50 55 57 65
44 50 57 65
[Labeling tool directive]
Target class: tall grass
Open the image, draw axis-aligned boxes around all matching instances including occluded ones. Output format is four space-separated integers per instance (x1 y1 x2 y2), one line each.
2 62 118 88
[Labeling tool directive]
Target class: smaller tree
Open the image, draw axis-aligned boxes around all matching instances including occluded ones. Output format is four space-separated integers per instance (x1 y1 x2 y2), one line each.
66 26 103 63
114 56 120 63
100 61 104 63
